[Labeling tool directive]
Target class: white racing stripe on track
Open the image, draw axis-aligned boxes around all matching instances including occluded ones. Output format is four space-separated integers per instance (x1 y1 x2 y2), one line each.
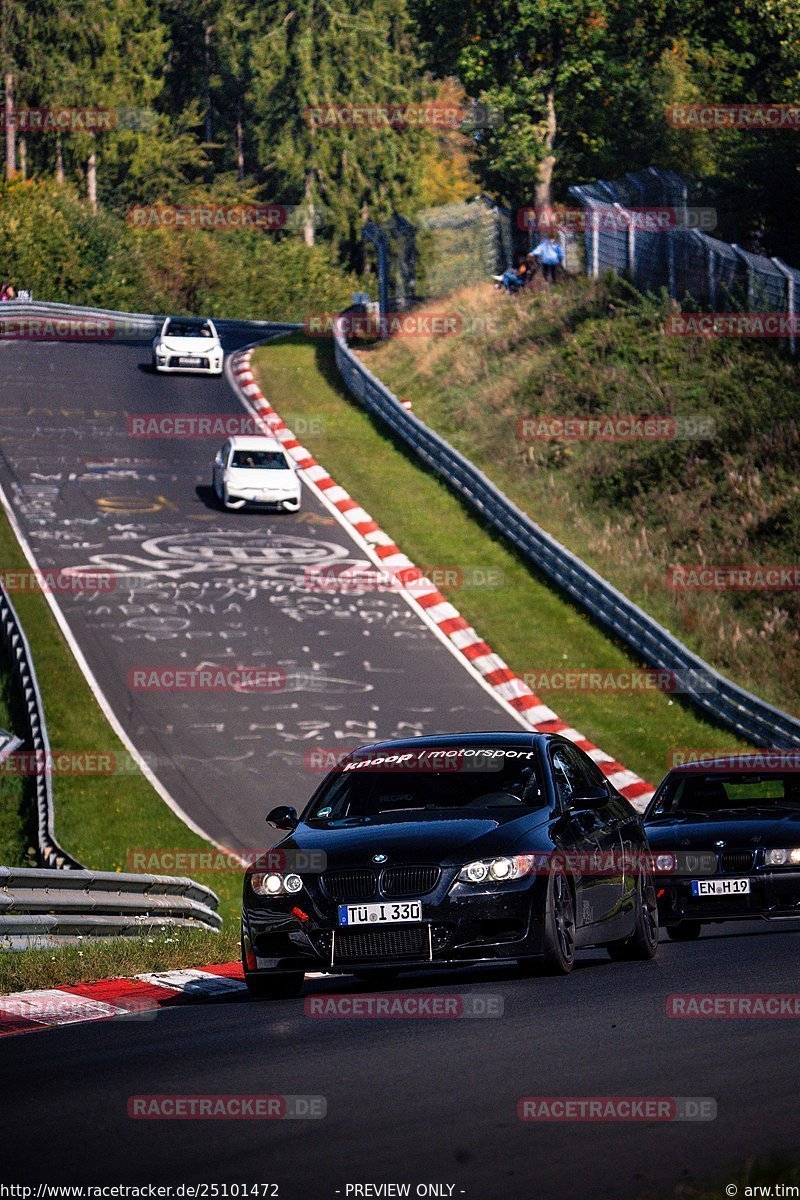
136 969 247 994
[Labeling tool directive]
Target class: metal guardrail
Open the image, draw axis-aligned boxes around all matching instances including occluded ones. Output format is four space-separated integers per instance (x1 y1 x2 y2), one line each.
0 866 221 948
0 298 300 340
0 579 82 870
332 317 800 749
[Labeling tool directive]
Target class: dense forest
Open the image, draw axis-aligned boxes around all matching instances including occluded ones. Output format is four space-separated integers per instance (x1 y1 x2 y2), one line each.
1 0 798 293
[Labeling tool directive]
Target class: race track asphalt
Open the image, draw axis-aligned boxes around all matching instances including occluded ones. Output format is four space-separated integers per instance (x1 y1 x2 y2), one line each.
1 921 798 1197
0 330 516 849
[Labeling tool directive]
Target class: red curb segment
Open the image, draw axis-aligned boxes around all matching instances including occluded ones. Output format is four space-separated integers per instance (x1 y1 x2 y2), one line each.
0 962 245 1039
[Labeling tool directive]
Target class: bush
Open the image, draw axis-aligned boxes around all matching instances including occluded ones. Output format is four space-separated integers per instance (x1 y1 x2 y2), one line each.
0 179 360 320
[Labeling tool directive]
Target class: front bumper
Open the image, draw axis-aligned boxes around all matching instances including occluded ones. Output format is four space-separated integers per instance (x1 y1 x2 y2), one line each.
154 352 223 374
242 874 548 975
225 488 300 507
656 870 800 924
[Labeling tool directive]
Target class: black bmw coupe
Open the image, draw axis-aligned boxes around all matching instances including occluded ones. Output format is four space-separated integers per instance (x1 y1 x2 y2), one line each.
644 753 800 939
241 731 658 998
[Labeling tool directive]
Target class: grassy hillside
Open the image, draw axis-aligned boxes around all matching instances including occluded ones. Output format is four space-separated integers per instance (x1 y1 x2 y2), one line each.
356 276 800 719
251 334 747 792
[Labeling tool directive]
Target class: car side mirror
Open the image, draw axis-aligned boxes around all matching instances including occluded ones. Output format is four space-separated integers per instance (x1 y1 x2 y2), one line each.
570 786 609 809
266 805 298 830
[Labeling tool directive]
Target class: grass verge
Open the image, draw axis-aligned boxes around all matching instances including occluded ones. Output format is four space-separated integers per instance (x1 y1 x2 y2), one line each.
251 334 751 789
0 926 240 996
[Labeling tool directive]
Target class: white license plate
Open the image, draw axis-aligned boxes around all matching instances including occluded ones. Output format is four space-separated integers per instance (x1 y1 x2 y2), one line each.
178 356 204 366
338 901 422 926
691 878 751 897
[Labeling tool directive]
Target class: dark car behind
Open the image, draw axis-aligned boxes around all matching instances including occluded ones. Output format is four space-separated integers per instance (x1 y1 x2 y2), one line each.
644 753 800 939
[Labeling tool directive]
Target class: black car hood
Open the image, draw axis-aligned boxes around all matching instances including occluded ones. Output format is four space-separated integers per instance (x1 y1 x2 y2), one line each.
268 809 552 869
645 808 800 847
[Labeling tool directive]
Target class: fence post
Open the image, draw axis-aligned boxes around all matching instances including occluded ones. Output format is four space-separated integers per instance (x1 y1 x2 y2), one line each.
667 231 676 298
614 202 636 277
707 241 717 311
590 206 600 278
731 244 753 313
772 257 797 357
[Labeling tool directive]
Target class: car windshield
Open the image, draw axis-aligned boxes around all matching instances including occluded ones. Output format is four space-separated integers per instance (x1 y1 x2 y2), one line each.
650 773 800 817
305 749 545 821
230 450 289 470
165 319 213 338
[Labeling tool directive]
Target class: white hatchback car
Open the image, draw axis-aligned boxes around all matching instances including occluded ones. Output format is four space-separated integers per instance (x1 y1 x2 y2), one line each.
152 316 223 375
213 436 301 512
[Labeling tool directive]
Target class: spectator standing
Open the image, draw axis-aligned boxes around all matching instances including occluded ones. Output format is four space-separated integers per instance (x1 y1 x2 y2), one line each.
531 233 564 283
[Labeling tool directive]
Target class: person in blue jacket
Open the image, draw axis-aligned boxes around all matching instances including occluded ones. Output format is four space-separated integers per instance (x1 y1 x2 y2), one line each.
531 234 564 282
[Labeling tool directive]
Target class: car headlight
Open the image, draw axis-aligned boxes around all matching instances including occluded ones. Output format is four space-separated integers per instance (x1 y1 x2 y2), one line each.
458 855 536 885
251 871 303 896
765 848 800 867
653 853 677 872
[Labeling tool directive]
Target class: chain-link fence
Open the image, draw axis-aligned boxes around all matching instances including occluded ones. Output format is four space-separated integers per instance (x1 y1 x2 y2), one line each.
568 167 798 354
362 193 586 316
414 195 514 300
362 196 519 311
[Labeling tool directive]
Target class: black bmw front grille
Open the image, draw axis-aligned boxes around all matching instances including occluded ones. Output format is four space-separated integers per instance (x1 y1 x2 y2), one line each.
720 850 755 873
321 865 441 901
381 865 440 898
322 869 376 902
334 926 427 962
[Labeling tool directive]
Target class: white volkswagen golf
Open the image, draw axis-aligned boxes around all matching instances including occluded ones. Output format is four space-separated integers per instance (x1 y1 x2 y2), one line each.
212 436 302 511
152 316 224 375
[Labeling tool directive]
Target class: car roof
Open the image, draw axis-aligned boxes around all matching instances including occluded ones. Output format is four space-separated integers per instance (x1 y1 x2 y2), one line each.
226 436 285 453
665 752 800 775
164 315 215 325
346 731 547 757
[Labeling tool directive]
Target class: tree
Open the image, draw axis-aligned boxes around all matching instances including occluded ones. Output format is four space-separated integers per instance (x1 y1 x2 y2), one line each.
411 0 673 211
245 0 430 262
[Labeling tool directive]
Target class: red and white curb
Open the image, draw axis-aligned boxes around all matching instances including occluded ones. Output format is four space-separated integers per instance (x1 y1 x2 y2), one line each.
0 962 247 1037
229 349 655 811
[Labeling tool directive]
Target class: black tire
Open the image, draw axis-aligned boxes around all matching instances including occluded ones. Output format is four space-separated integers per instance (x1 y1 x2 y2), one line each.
606 866 659 961
244 971 305 1000
540 871 576 974
667 920 702 942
